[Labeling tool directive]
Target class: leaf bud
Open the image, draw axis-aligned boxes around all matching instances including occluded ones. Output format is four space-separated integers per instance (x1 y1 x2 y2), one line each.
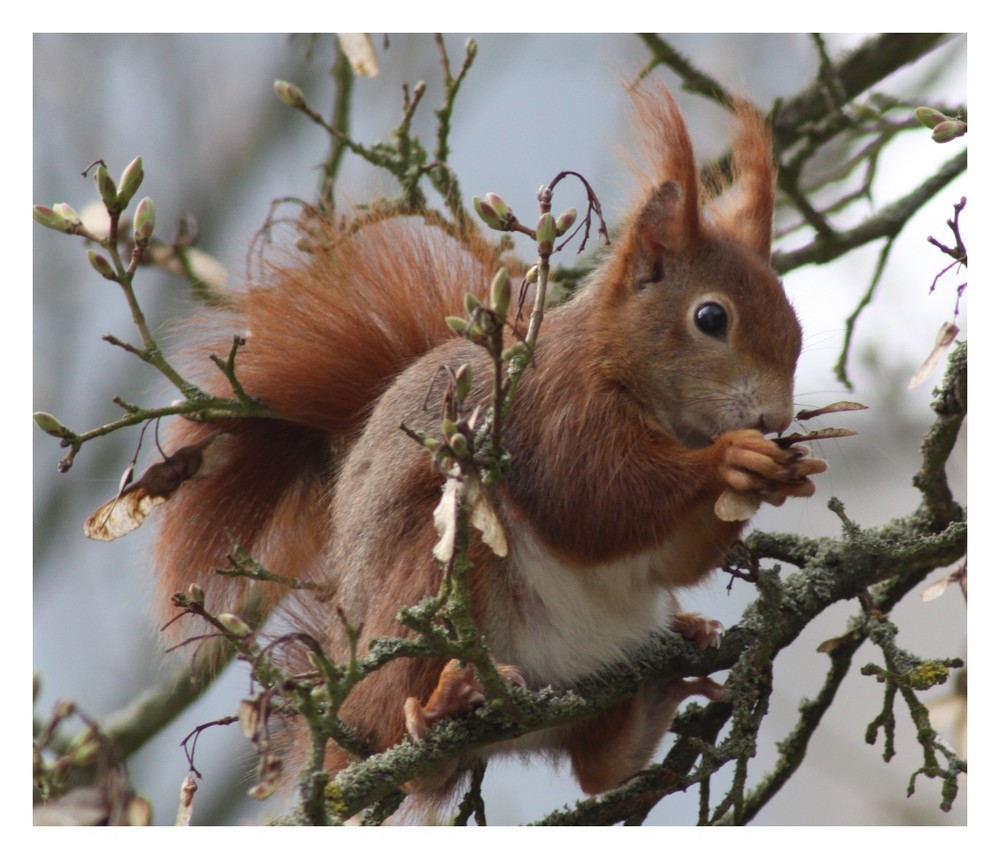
454 363 473 401
914 106 949 129
536 212 557 254
94 164 120 213
463 291 482 316
489 267 511 319
218 613 252 636
87 249 117 281
274 79 306 109
449 433 469 458
445 315 471 335
501 342 529 363
555 208 577 236
33 411 71 438
473 193 514 230
53 202 83 227
116 156 144 209
133 196 156 243
33 203 82 233
931 119 967 143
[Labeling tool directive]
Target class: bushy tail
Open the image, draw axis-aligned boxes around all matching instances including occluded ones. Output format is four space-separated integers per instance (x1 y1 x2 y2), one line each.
154 216 501 625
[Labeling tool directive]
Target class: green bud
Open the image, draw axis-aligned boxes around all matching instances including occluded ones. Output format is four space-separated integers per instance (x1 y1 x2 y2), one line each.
274 79 306 109
33 204 81 233
473 193 514 230
536 212 557 254
441 418 459 439
33 411 71 438
53 203 83 227
116 156 144 209
449 433 469 458
87 249 117 281
55 699 76 719
524 264 538 284
133 196 156 243
473 196 502 229
555 208 577 236
445 315 471 334
484 192 511 220
188 583 205 606
489 267 511 319
218 613 251 636
465 38 477 58
423 437 442 454
931 119 967 143
501 342 529 363
915 106 948 129
95 164 119 213
464 291 482 316
454 363 472 401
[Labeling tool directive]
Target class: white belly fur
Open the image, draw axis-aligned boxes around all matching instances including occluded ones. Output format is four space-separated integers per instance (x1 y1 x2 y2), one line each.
496 525 676 688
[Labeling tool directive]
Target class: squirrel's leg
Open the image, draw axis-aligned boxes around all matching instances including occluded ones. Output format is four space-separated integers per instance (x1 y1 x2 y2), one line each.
566 612 727 794
403 659 525 793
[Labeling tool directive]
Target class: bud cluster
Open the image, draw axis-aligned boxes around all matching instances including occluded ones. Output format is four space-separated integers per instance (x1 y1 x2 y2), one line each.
915 106 967 144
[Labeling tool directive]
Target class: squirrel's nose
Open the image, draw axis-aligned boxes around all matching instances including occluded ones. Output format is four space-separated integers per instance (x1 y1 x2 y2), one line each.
757 408 792 435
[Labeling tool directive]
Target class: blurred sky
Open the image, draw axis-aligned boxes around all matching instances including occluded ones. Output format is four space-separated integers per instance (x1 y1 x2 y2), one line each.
32 33 967 828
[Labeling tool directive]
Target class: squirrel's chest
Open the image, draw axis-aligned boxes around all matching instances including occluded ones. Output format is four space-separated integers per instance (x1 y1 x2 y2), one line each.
484 523 682 688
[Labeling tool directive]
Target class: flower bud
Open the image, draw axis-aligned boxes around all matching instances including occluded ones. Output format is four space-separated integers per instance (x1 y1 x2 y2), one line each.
463 291 482 316
87 249 117 281
454 363 472 401
555 208 577 236
441 418 459 439
465 38 477 59
501 342 529 363
449 433 469 458
116 156 144 209
446 315 471 335
188 583 205 606
274 79 306 109
473 193 514 230
94 164 119 213
915 106 949 129
489 267 511 319
484 192 511 220
33 203 82 233
931 120 967 143
33 411 71 438
53 202 83 227
218 613 252 636
523 264 538 284
133 197 156 243
536 212 557 254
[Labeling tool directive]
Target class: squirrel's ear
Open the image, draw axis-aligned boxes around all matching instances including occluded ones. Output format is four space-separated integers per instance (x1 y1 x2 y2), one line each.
629 180 698 285
710 101 775 260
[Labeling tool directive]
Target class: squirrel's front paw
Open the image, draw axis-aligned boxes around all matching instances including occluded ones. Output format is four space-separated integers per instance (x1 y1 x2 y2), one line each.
404 659 525 740
714 429 827 521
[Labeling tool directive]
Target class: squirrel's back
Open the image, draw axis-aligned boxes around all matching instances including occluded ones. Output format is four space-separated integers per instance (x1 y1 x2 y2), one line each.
154 217 501 620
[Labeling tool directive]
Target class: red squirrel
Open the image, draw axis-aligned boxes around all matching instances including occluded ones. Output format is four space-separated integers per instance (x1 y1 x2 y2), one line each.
154 84 826 806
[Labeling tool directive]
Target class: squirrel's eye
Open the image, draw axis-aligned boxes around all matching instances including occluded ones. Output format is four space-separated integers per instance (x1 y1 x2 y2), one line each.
694 302 728 337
